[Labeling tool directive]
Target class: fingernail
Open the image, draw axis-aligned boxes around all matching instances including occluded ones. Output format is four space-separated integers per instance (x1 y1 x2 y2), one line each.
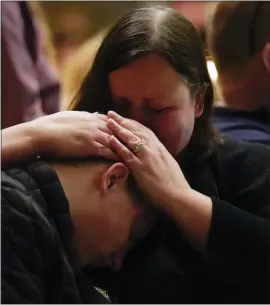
109 111 119 118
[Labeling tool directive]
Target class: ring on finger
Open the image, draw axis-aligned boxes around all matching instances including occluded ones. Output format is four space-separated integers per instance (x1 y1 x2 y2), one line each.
132 138 147 154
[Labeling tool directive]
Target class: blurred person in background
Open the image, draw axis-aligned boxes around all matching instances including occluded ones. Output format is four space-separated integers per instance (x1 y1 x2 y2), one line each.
2 6 270 304
29 1 58 69
171 2 221 102
171 1 207 43
39 1 155 71
1 1 60 129
206 2 270 145
60 30 107 108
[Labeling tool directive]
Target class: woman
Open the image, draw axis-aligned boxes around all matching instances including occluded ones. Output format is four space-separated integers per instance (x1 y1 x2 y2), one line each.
2 6 269 303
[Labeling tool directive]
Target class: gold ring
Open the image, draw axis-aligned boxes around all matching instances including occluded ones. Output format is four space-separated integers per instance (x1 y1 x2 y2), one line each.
132 138 147 154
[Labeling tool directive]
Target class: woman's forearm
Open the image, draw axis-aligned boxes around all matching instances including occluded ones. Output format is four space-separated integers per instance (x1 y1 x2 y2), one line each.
162 189 213 254
1 122 39 165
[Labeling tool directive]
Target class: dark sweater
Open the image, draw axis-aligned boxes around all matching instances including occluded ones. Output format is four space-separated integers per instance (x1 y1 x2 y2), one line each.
93 139 270 304
212 107 270 146
1 162 108 304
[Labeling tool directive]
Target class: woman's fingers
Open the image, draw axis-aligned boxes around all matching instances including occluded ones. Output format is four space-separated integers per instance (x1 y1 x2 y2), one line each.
108 111 138 132
93 141 119 160
94 131 112 147
98 124 113 135
109 136 139 165
107 111 124 123
107 119 139 149
95 113 108 122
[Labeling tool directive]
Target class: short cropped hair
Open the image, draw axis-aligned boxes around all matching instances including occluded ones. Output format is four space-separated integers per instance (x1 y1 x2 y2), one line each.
50 156 148 206
206 2 270 79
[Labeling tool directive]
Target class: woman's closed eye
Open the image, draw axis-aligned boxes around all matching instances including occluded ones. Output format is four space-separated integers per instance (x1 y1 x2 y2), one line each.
147 106 169 114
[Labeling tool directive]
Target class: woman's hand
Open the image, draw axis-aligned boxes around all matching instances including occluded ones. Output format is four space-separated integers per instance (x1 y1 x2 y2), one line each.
2 111 118 165
107 111 191 208
33 111 118 159
107 111 212 253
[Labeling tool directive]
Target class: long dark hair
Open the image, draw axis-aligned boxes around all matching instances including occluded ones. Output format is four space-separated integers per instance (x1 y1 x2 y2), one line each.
70 5 221 161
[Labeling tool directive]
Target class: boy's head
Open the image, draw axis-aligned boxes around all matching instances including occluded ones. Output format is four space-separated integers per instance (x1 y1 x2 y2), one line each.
206 2 270 108
51 158 156 271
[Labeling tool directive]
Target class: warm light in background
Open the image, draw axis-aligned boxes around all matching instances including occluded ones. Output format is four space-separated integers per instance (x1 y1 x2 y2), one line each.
207 60 218 82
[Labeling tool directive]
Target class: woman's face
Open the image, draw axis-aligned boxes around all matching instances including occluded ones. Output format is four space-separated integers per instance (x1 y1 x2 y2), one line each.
109 54 204 157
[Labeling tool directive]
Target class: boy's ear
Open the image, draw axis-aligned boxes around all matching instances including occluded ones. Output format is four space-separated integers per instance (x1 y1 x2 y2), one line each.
100 162 129 194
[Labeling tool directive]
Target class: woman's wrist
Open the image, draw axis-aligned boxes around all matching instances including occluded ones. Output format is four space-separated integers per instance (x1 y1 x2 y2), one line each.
161 188 211 216
160 188 212 252
159 188 194 215
2 121 43 165
23 121 43 155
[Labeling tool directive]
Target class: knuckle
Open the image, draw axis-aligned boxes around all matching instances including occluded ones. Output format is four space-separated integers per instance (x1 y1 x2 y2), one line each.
121 119 131 129
125 151 134 161
81 132 93 144
131 136 138 143
99 145 106 154
99 145 111 156
121 121 128 128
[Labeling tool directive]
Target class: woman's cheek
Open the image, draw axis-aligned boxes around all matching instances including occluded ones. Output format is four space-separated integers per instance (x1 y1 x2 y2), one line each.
151 113 185 155
161 110 195 155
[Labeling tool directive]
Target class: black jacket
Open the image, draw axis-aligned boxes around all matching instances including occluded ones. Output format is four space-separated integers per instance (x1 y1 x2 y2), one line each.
212 107 270 146
1 161 108 304
92 139 270 304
